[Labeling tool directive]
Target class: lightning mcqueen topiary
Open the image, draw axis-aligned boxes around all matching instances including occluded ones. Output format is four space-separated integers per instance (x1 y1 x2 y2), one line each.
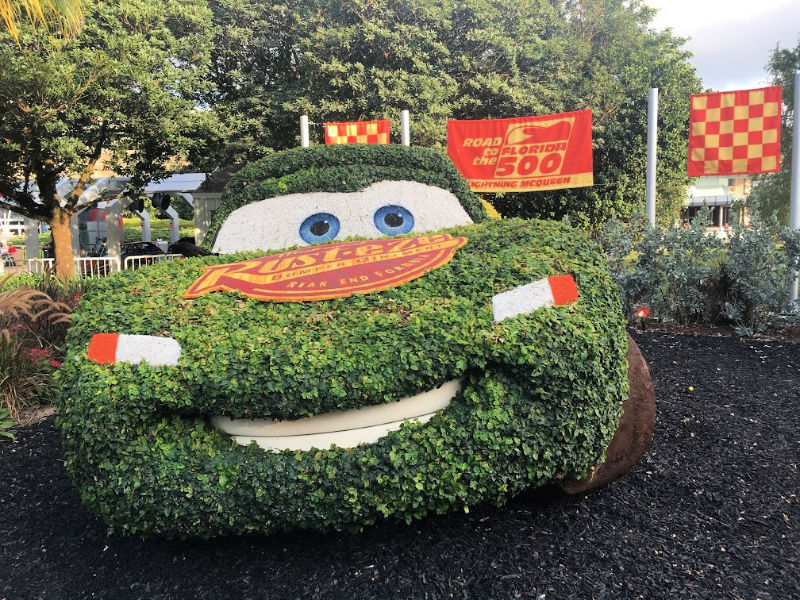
57 145 654 538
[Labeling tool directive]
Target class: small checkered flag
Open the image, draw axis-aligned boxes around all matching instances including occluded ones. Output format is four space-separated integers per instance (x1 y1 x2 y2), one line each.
324 119 391 145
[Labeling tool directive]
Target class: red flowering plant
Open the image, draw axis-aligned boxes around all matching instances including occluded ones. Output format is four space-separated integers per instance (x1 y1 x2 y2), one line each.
26 347 62 370
27 347 51 361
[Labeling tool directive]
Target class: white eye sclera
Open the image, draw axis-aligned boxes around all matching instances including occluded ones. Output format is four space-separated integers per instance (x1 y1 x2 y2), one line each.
212 181 474 254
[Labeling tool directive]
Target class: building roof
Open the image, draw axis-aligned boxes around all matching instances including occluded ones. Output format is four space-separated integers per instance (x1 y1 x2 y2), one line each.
685 194 742 207
141 173 208 193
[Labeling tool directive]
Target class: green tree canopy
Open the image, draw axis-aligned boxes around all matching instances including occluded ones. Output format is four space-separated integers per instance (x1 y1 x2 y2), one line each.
0 0 214 277
750 37 800 225
494 0 700 227
201 0 701 226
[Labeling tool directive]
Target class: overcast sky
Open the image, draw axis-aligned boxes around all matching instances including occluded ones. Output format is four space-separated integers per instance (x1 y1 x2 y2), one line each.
645 0 800 91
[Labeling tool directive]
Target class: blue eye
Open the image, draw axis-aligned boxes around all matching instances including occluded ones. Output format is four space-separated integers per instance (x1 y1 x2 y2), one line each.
299 213 340 244
373 205 414 236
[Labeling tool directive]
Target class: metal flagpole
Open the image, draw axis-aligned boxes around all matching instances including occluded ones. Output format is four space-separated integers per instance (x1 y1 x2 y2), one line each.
790 72 800 305
300 115 310 148
401 110 410 146
646 88 658 227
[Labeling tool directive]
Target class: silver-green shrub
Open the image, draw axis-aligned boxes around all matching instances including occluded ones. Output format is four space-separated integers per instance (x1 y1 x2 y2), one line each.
720 217 800 334
599 209 800 332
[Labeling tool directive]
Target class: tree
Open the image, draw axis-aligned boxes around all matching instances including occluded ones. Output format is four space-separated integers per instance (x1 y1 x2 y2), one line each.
0 0 213 278
203 0 569 154
201 0 700 227
750 38 800 225
492 0 701 227
201 0 461 164
0 0 82 43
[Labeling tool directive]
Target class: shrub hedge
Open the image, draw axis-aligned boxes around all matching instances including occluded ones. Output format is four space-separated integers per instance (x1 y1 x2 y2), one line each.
598 210 800 332
57 147 629 538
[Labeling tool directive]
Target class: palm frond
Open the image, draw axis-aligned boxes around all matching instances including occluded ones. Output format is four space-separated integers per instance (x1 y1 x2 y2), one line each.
1 0 83 43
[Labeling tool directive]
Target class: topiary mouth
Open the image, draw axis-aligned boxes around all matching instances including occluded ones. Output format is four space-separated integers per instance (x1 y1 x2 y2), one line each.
210 379 463 451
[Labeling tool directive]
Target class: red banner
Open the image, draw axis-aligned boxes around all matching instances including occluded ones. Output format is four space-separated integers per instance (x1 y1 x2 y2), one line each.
184 234 467 303
688 86 782 177
324 119 390 145
446 110 593 192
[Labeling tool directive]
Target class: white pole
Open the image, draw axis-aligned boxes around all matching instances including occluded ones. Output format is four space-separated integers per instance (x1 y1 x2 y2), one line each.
135 209 151 243
646 88 658 227
24 217 39 261
165 206 181 243
401 110 410 146
789 72 800 304
300 115 310 148
104 199 124 272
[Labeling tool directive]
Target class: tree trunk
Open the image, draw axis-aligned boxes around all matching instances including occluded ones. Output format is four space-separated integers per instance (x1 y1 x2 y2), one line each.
51 205 75 279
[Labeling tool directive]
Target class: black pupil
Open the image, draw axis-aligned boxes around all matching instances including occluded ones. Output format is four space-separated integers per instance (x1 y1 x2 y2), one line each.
310 220 330 236
384 212 404 227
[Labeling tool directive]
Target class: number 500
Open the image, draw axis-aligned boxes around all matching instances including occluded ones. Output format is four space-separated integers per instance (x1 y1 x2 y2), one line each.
495 153 562 177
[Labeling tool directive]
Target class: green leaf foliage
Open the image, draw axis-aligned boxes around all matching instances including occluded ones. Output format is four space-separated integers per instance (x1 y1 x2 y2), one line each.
598 211 800 331
749 38 800 225
57 215 628 537
0 407 15 440
0 0 214 276
201 0 701 225
720 217 800 332
57 147 628 537
491 0 700 228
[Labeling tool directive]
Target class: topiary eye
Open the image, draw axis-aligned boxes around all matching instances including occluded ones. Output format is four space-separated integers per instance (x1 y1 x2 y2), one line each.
373 205 414 236
299 212 340 244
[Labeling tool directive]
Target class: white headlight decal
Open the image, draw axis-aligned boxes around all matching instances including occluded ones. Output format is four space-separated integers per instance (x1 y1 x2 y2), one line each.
492 274 578 322
88 333 181 366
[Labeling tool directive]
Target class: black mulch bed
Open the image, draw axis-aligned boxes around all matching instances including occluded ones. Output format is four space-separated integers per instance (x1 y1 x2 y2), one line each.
2 331 799 600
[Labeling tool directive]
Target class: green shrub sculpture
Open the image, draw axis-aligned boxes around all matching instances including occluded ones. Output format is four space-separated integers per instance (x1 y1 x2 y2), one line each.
57 145 631 538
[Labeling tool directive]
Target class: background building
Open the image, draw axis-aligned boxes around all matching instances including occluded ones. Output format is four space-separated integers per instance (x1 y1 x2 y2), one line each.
682 176 751 232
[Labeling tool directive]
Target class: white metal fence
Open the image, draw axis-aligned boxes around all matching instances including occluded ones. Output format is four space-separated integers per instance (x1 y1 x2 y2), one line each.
122 254 183 270
26 258 55 274
26 254 183 277
75 256 117 278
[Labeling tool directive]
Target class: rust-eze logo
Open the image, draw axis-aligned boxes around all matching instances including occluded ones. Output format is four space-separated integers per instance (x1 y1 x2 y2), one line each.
184 234 468 302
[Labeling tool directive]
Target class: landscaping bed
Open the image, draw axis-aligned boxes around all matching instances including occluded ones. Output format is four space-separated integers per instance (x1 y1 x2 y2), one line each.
2 330 799 599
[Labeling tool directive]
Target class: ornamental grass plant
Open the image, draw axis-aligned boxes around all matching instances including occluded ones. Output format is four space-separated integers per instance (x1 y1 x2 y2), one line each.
0 334 55 419
0 272 83 420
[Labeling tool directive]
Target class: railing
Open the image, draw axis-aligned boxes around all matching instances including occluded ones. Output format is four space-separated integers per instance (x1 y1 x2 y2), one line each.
123 253 183 270
26 254 183 277
76 256 117 278
27 258 55 274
